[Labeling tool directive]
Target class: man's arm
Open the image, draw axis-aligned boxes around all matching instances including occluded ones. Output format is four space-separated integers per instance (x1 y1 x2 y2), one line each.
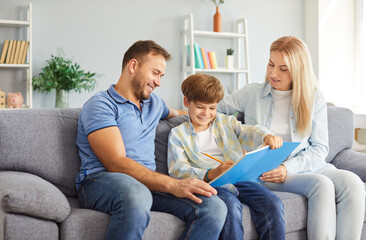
166 108 187 119
87 126 216 203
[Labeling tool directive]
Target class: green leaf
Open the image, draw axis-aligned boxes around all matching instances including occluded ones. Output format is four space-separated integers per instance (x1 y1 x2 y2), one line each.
32 53 97 93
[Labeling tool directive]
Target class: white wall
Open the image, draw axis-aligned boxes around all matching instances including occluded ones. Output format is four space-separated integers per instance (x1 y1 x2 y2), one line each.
0 0 304 108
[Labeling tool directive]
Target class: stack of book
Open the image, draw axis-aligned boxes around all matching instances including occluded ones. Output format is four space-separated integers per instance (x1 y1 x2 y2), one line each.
188 43 218 70
0 40 30 64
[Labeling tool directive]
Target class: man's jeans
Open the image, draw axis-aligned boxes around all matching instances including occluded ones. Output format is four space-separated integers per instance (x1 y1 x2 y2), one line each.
77 171 227 240
217 181 285 240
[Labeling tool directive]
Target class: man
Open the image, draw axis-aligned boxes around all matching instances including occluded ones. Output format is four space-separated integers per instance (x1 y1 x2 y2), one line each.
76 40 227 240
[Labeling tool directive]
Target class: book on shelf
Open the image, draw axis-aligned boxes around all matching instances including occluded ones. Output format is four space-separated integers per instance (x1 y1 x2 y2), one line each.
17 41 26 64
21 41 29 64
207 51 217 69
193 43 204 69
205 50 211 69
9 40 18 64
200 47 209 69
1 40 29 64
209 142 301 187
186 45 191 67
12 40 22 64
5 40 14 64
0 40 10 64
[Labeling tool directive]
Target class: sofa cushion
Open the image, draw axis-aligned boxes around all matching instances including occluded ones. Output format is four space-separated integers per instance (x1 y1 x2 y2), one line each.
3 213 59 240
155 115 188 175
64 198 186 240
325 107 354 163
65 190 309 240
0 108 81 197
0 171 70 222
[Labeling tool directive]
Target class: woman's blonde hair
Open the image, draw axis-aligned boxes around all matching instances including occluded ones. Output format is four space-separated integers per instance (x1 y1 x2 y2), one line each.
265 36 317 136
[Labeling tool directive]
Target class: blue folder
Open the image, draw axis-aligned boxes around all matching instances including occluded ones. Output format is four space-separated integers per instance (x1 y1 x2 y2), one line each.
209 142 301 187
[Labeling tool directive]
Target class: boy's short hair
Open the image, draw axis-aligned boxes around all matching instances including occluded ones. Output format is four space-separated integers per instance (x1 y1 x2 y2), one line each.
181 73 224 103
122 40 171 70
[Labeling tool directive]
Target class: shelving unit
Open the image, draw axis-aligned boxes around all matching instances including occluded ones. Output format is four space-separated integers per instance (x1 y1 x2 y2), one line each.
182 13 250 93
0 3 32 108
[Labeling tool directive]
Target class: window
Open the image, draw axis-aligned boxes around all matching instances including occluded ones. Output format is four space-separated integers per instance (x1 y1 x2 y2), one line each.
355 0 366 107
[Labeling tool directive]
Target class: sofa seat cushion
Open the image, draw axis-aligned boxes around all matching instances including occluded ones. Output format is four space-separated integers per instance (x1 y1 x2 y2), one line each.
64 198 186 240
66 190 308 239
0 171 70 222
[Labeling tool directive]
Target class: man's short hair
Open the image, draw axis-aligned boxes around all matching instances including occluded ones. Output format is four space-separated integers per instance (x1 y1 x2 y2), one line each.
122 40 171 70
181 73 224 103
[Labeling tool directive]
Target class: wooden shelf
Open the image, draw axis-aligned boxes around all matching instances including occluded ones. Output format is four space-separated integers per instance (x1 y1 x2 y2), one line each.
183 30 246 38
0 64 30 68
0 3 32 108
184 67 249 74
0 20 30 27
182 13 250 95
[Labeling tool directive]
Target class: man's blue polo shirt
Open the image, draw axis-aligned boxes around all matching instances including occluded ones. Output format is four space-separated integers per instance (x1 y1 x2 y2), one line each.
75 84 169 186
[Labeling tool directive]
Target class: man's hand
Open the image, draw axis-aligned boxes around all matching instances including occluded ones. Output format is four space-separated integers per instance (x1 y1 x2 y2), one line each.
169 178 217 204
260 164 287 183
166 108 188 118
263 134 283 149
208 161 234 181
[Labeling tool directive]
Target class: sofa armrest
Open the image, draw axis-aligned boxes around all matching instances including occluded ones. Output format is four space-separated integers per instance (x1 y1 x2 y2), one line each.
0 171 70 222
330 149 366 182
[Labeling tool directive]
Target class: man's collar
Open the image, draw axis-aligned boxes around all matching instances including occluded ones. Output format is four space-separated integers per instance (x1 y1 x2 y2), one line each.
107 84 151 105
107 84 128 104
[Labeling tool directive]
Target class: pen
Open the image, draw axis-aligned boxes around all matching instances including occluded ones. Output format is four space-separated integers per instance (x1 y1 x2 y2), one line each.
201 152 223 164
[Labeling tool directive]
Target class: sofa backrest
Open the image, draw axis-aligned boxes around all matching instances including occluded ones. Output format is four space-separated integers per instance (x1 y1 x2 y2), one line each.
155 115 188 175
0 108 81 197
0 106 354 197
325 106 354 162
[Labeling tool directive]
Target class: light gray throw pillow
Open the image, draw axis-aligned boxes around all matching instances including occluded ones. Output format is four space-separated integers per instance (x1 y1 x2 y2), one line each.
0 171 70 222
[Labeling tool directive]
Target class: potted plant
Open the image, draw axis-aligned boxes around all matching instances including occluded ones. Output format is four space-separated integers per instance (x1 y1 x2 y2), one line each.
33 54 97 108
226 48 234 69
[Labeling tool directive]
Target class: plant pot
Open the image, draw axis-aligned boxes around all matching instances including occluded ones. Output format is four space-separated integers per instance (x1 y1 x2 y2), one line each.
225 55 234 69
55 89 69 108
214 7 221 32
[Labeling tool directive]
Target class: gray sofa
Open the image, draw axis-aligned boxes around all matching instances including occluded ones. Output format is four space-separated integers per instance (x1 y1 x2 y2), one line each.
0 107 365 240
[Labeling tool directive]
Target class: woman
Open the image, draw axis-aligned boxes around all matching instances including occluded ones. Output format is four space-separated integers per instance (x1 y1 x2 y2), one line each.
218 36 365 239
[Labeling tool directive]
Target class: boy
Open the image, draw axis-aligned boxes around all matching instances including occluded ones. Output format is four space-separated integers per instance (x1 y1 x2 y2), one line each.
167 73 285 240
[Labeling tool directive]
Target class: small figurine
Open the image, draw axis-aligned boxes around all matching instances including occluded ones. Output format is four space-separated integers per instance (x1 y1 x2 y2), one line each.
0 88 5 108
7 92 24 108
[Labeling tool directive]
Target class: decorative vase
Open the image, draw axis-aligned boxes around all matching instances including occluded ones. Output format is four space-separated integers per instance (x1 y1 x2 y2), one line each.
214 7 221 32
225 55 234 69
55 89 69 108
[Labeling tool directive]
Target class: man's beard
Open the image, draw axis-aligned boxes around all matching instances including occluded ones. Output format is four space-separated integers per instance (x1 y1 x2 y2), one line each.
131 74 150 101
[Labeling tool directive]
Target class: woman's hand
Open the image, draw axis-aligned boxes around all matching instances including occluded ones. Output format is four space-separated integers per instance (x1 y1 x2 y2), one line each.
207 161 234 181
263 134 283 149
260 164 287 183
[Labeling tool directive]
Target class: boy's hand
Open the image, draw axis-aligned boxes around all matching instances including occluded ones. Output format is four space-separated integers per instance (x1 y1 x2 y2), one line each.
263 134 283 149
208 161 234 181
